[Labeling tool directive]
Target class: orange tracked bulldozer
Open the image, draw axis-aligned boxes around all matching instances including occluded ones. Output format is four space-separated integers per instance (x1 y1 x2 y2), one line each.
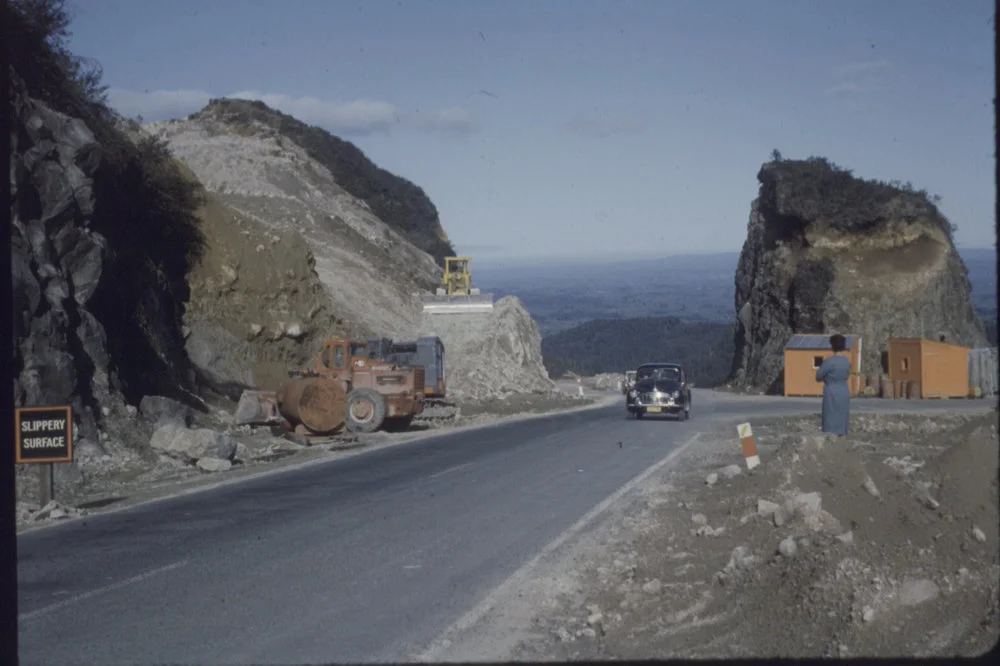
234 337 426 434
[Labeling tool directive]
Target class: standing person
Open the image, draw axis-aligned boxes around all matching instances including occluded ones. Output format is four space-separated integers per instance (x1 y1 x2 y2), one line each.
816 333 852 436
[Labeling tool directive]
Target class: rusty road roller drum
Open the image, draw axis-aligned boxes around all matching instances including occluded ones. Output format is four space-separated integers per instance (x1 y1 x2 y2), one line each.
277 377 348 435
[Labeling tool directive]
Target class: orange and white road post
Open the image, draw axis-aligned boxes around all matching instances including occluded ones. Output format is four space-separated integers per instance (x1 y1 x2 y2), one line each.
737 422 760 469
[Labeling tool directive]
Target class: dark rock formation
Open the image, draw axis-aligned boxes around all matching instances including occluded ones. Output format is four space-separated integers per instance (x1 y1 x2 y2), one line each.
11 74 112 444
730 157 989 394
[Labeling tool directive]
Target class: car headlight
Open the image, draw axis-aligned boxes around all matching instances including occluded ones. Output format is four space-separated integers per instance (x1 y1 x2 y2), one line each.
673 390 681 399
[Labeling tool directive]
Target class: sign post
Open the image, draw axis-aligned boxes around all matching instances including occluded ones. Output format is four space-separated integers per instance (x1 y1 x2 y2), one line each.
737 422 760 470
15 406 73 505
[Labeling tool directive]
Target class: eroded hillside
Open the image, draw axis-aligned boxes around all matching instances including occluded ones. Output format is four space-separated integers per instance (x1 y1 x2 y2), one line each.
730 157 989 394
179 164 356 394
146 100 443 339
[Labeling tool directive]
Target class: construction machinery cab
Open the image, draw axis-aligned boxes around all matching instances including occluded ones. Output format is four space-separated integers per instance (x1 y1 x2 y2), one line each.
232 337 427 436
316 338 371 376
437 256 479 296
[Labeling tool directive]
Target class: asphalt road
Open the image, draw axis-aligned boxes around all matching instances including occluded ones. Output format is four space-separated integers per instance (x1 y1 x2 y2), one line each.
16 390 994 665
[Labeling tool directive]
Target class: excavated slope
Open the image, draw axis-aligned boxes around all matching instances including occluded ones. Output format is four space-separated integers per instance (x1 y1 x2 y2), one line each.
146 106 441 339
419 297 559 403
730 158 989 394
179 169 357 393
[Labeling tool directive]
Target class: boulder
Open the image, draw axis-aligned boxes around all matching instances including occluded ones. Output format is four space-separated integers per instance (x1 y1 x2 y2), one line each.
140 395 194 427
150 424 236 463
196 457 233 473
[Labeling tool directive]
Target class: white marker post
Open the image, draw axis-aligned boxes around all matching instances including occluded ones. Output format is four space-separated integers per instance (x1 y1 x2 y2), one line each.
737 422 760 470
577 378 584 397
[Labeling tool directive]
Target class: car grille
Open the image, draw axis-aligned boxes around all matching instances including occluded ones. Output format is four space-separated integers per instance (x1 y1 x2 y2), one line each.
641 391 679 404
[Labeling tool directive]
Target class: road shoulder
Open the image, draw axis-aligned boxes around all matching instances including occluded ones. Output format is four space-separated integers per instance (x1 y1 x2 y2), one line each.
421 410 1000 661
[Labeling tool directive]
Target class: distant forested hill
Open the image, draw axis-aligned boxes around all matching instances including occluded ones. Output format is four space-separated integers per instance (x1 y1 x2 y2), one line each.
541 316 735 387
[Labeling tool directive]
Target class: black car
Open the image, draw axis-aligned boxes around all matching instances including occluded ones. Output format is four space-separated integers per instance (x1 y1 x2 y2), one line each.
625 362 692 420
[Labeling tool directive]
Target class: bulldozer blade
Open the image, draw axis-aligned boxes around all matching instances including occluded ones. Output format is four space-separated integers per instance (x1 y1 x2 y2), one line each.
421 293 495 314
234 390 282 426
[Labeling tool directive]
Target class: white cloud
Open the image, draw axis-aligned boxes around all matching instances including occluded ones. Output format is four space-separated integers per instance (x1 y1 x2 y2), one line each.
562 116 647 138
833 58 893 78
108 88 212 122
105 87 475 137
410 106 477 135
229 90 400 135
826 58 894 97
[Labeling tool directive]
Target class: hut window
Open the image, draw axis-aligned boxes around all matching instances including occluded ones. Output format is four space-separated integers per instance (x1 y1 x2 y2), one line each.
813 356 824 369
901 357 910 372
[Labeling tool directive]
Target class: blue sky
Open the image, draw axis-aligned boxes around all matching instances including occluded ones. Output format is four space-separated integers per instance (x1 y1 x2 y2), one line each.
65 0 995 263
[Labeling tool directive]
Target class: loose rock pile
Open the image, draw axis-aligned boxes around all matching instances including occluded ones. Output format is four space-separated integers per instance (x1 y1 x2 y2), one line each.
517 411 999 660
418 296 559 404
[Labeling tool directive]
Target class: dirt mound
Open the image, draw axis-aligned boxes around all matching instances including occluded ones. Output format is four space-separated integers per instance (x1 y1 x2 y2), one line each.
182 182 354 393
515 411 999 660
419 296 558 404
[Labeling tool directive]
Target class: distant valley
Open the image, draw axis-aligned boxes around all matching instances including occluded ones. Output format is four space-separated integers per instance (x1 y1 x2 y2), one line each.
475 249 996 336
474 252 742 336
473 248 997 381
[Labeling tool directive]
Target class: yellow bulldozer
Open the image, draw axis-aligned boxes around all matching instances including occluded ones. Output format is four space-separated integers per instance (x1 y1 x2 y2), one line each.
421 256 494 314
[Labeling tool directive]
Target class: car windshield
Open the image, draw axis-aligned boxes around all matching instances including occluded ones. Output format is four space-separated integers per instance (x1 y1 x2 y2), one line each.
637 367 681 382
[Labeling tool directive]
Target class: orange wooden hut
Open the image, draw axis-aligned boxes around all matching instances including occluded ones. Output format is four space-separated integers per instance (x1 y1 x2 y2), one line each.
783 333 862 397
887 338 971 399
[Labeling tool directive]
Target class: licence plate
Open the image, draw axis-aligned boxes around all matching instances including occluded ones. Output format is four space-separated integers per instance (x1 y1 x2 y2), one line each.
647 406 662 413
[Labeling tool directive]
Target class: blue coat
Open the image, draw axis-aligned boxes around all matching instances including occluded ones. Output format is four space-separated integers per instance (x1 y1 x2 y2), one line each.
816 354 852 436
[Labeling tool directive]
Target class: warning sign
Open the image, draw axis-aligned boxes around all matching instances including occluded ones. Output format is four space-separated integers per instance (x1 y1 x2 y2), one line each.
15 406 73 464
737 422 753 439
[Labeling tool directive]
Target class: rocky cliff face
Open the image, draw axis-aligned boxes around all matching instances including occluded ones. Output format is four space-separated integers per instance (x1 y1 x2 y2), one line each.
730 157 989 394
418 296 558 403
11 77 114 446
146 99 444 340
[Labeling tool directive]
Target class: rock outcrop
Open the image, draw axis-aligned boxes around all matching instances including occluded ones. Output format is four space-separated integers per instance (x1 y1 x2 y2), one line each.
419 296 559 403
146 99 445 340
730 157 989 393
11 74 114 445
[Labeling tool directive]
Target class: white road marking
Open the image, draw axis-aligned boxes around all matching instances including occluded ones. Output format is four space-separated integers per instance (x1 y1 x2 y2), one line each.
412 431 704 661
19 560 189 622
429 462 472 479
